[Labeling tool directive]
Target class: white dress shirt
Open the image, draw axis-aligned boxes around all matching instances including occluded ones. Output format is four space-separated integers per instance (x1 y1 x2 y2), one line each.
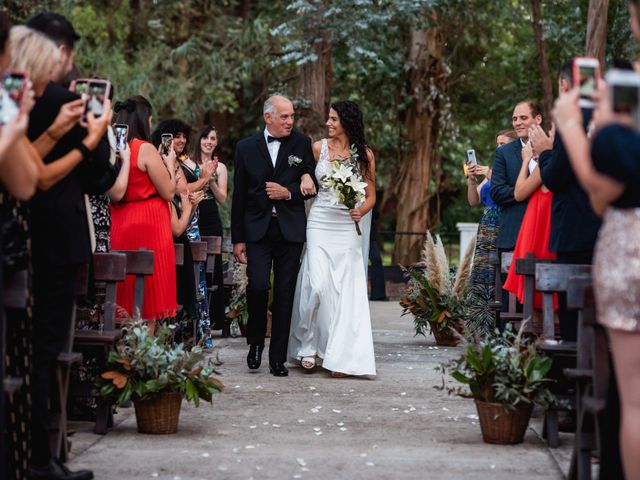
264 128 280 167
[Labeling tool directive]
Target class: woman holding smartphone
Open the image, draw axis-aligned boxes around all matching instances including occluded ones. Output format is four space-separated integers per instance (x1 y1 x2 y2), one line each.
553 2 640 476
464 130 516 334
193 125 227 330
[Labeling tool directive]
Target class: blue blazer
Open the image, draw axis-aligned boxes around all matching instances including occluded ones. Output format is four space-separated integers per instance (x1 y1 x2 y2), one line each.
490 139 528 250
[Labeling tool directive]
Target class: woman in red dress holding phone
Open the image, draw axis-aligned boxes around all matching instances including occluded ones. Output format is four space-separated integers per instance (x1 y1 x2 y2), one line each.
503 128 557 313
110 96 177 331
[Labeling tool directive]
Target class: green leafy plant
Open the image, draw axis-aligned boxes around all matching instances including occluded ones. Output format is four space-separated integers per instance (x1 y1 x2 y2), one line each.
400 232 474 335
437 323 557 410
97 321 223 407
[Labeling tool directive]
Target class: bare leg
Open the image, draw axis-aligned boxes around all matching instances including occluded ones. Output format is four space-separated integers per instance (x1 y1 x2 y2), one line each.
608 328 640 480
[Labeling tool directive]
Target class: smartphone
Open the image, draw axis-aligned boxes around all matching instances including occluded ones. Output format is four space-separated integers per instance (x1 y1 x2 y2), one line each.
0 71 28 125
573 57 600 109
466 149 477 168
161 133 173 156
114 124 129 152
70 78 111 118
606 68 640 128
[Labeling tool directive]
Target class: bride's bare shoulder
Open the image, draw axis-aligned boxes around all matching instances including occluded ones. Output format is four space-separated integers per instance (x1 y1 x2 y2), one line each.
312 140 324 161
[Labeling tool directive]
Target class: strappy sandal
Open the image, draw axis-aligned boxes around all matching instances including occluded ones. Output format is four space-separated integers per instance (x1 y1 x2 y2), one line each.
301 356 316 370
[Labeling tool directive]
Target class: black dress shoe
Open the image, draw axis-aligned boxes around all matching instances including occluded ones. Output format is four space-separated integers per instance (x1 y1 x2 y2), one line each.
27 458 94 480
247 344 264 370
269 362 289 377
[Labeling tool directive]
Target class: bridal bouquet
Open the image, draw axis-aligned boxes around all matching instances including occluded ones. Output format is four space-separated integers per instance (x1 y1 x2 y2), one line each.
322 144 368 235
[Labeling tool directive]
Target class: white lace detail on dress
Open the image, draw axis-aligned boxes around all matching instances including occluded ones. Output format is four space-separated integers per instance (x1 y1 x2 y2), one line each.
314 139 335 206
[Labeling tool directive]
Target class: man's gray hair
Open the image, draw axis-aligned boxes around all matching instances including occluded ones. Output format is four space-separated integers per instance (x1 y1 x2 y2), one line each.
263 93 291 116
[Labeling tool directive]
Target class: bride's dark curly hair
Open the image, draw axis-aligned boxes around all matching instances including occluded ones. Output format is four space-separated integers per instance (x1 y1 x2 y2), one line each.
331 100 370 177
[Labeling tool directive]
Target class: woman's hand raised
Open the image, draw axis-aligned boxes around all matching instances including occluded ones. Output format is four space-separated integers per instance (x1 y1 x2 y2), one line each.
84 100 112 150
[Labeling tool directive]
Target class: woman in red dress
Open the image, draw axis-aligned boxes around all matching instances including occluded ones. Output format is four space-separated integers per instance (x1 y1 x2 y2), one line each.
504 134 557 311
110 96 178 331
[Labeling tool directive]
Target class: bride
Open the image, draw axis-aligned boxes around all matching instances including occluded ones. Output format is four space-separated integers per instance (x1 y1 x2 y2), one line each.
288 100 377 377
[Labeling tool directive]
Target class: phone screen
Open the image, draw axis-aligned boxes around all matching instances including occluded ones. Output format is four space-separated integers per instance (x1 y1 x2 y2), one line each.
0 73 26 124
579 65 597 101
161 134 173 155
87 81 108 117
114 124 128 151
612 84 639 114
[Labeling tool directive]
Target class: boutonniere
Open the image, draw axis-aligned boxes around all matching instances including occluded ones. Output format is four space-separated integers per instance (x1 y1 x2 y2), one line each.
288 155 303 167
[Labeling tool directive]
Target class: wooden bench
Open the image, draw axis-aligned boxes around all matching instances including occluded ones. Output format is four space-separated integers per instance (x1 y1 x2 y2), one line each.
174 243 184 267
71 252 127 434
113 248 155 321
51 265 87 462
496 252 522 328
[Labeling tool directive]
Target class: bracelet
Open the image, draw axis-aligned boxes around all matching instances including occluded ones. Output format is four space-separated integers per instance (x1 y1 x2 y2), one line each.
76 142 91 160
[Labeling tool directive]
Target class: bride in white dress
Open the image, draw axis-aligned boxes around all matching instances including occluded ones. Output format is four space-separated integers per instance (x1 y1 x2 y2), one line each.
288 101 376 377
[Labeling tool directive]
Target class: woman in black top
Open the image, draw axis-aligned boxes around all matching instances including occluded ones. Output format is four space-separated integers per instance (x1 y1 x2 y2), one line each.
193 125 228 329
553 4 640 474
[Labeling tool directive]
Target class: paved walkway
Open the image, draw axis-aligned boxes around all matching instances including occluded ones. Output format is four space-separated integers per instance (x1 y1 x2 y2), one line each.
68 302 571 479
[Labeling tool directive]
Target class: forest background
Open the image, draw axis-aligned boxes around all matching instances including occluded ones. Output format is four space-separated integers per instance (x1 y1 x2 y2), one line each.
5 0 637 264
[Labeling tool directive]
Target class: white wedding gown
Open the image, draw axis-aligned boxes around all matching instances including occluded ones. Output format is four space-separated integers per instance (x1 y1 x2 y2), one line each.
288 139 376 376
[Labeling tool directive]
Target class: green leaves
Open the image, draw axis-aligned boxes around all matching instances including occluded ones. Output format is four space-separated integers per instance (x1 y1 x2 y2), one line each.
437 324 558 410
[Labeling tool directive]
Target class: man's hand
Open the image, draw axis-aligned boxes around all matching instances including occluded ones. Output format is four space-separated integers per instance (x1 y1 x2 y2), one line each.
265 181 289 200
233 243 247 264
300 173 316 196
48 98 84 141
529 125 553 156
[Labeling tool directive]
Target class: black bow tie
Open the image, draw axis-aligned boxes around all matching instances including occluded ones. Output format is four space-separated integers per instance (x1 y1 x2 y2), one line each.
267 135 280 143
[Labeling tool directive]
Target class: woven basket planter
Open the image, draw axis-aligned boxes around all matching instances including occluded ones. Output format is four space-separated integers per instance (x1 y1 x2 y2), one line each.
429 321 461 347
474 400 533 444
134 392 183 434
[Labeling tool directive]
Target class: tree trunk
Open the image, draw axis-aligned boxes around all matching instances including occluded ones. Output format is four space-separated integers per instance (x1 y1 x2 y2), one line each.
530 0 553 127
585 0 610 66
392 27 447 265
296 0 332 140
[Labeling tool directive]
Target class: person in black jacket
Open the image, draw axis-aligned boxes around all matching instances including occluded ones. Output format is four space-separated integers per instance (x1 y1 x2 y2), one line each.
25 13 111 480
535 59 601 342
231 94 317 377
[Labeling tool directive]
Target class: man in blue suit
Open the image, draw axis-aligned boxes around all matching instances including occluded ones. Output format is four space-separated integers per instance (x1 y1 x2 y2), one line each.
490 100 543 311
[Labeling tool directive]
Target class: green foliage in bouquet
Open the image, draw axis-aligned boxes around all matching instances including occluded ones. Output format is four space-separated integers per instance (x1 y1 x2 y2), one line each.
437 323 557 410
400 232 475 334
97 321 223 407
225 262 248 327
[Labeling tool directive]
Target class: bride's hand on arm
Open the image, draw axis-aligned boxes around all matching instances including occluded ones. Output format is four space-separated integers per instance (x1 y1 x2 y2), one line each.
300 173 316 196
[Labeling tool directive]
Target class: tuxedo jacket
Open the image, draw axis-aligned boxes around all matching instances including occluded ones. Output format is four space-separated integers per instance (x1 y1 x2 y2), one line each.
27 82 110 266
490 139 528 250
231 130 316 244
538 129 601 254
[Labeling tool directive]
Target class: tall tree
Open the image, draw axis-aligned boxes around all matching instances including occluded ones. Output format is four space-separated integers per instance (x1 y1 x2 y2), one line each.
392 26 448 265
531 0 554 125
586 0 610 65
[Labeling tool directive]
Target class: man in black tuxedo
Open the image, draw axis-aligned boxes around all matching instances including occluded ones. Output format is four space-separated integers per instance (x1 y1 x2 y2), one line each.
534 60 601 342
490 100 543 311
232 95 317 377
26 13 110 480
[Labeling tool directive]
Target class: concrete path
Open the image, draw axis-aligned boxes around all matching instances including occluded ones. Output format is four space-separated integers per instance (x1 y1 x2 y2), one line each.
68 302 570 480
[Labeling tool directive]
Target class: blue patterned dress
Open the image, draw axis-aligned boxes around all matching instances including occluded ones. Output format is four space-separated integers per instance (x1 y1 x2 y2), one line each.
465 181 500 335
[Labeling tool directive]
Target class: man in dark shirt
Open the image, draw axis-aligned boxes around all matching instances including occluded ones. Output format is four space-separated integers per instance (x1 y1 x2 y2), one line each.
534 59 601 342
25 13 110 480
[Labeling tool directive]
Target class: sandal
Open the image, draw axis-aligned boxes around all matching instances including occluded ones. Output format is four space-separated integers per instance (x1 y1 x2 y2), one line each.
330 371 349 378
301 356 316 370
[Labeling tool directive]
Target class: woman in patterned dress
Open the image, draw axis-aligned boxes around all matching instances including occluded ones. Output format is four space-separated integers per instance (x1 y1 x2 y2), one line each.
464 130 516 335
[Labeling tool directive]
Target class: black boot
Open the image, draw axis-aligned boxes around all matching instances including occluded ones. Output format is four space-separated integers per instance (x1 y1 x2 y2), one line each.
247 344 264 370
27 458 94 480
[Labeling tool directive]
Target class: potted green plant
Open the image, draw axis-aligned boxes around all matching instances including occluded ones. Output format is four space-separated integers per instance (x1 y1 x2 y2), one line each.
437 324 557 444
97 321 223 434
400 232 475 346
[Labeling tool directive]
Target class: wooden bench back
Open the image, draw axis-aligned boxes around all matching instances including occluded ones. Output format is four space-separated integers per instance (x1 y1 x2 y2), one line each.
516 253 554 333
174 243 184 267
190 241 208 263
535 264 592 293
93 252 127 330
76 263 90 296
113 249 155 318
200 236 222 255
